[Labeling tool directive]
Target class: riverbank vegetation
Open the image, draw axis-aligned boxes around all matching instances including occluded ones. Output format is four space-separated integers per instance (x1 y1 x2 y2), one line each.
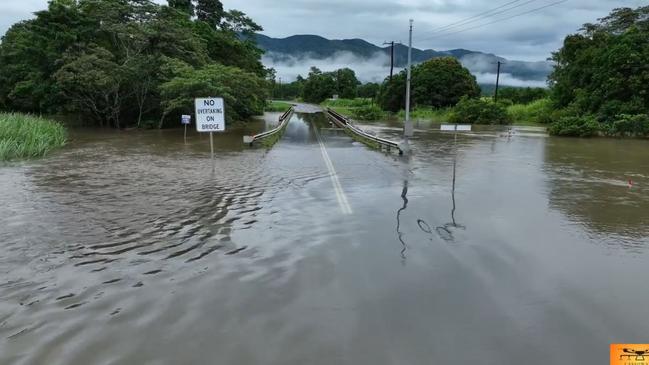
0 0 269 128
0 113 66 160
546 6 649 137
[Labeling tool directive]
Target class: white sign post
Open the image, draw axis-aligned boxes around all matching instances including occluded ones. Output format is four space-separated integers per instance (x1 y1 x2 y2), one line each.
181 114 191 143
194 97 225 159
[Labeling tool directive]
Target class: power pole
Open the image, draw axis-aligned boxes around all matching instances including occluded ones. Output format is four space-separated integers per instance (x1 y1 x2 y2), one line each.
404 19 414 139
494 61 502 102
383 41 395 82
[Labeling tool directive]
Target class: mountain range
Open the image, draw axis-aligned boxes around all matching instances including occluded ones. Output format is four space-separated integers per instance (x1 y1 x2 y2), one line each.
253 34 553 86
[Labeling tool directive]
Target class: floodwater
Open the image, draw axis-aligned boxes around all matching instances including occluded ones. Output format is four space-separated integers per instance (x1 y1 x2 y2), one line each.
1 110 649 364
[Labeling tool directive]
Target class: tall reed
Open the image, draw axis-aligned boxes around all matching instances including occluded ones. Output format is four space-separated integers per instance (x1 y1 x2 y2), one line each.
0 113 67 161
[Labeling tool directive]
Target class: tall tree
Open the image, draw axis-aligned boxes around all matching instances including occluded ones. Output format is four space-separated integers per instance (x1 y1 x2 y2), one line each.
168 0 194 16
195 0 225 28
377 57 480 112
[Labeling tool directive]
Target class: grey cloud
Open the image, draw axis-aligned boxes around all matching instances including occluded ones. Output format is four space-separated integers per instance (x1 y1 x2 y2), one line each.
2 0 646 61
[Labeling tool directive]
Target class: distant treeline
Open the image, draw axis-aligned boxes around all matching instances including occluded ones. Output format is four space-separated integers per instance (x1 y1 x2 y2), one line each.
0 0 271 128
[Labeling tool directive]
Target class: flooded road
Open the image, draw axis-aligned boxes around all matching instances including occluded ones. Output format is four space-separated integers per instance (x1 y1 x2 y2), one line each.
1 111 649 364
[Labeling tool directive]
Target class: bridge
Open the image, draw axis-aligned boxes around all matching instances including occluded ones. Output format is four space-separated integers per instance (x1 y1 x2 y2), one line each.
244 103 404 154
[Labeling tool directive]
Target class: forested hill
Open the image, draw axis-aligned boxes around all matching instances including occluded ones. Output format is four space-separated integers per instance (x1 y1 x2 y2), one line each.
254 34 553 83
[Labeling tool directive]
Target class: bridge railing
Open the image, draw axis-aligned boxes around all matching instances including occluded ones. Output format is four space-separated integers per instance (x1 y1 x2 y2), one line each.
243 107 294 146
325 108 403 155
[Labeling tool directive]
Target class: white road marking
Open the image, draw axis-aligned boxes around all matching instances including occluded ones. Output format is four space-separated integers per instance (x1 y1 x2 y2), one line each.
313 126 353 215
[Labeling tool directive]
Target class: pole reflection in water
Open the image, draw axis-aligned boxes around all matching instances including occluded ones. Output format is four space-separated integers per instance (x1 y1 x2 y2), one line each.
396 180 409 260
436 133 466 242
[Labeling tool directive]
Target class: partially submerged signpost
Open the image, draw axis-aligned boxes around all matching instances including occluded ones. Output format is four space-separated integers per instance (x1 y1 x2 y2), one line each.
181 114 191 143
194 97 225 159
440 124 472 132
441 124 472 144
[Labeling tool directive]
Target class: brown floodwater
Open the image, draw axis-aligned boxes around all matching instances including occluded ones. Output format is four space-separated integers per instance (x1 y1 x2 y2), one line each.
1 110 649 364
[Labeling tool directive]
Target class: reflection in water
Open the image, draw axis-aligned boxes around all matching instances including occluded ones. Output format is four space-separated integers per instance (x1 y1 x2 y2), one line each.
436 149 465 242
396 180 409 260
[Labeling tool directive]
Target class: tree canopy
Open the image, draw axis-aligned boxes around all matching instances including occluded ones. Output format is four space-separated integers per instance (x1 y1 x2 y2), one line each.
549 6 649 122
301 67 360 103
377 57 480 112
0 0 270 128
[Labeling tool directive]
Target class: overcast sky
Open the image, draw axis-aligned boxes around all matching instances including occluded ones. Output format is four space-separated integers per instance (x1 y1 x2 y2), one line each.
1 0 644 61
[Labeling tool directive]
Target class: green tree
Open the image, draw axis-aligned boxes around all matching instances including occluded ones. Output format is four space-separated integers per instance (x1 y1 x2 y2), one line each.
377 57 480 112
0 0 268 128
159 59 268 127
333 68 360 99
54 46 125 128
549 6 649 122
357 82 380 99
302 67 336 103
195 0 225 28
168 0 194 16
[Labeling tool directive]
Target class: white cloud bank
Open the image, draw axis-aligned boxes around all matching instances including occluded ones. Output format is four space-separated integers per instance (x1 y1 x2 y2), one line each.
264 51 549 87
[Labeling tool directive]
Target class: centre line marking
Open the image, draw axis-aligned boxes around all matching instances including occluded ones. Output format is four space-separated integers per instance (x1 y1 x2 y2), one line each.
313 125 353 215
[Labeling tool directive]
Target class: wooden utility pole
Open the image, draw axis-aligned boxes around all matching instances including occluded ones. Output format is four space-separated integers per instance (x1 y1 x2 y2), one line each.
383 41 395 82
494 61 503 102
404 20 414 138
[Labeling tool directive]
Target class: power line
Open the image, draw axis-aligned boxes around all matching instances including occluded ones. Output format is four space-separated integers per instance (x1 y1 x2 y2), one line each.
417 0 568 42
421 0 537 36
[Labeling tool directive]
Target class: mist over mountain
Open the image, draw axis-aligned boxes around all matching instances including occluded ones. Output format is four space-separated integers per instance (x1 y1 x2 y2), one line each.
254 34 553 87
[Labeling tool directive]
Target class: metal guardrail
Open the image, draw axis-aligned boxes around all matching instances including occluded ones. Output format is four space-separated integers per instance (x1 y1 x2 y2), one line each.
243 107 294 146
325 108 403 155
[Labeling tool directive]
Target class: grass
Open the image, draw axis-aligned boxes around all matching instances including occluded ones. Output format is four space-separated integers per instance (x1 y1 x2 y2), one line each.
0 113 67 161
506 98 552 127
265 100 293 112
322 98 367 115
322 97 552 127
397 107 453 124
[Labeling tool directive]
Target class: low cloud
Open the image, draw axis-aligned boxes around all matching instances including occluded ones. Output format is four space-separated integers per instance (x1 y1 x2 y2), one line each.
264 51 550 87
472 73 548 88
263 51 392 83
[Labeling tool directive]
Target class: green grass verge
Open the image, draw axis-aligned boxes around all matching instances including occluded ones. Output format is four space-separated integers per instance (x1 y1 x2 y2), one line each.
265 101 293 112
322 98 385 121
325 97 552 127
0 113 67 161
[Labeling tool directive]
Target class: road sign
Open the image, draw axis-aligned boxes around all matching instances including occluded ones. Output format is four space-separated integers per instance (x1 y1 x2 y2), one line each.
181 115 191 125
194 97 225 132
441 124 472 132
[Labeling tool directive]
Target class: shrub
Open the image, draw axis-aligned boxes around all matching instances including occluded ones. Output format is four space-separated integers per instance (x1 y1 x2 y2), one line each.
449 97 511 125
352 105 384 121
507 98 553 125
548 115 600 137
608 114 649 137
